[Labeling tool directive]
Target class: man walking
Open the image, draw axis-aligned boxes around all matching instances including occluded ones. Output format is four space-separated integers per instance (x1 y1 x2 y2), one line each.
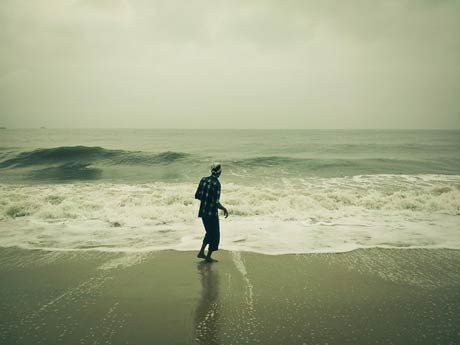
195 163 229 262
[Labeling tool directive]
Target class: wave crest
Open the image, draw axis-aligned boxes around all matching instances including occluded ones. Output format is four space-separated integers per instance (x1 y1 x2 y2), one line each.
0 146 190 168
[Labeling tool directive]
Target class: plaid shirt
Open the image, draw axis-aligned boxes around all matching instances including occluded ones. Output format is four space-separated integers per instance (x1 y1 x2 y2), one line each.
195 175 221 217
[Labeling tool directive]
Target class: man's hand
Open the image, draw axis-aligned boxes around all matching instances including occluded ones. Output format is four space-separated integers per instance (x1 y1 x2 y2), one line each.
218 202 229 218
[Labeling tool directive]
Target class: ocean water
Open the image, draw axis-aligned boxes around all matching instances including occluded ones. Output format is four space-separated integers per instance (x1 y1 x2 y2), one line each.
0 129 459 254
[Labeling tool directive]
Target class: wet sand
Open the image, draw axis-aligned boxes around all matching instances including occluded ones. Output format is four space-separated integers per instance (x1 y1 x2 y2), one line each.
1 247 459 345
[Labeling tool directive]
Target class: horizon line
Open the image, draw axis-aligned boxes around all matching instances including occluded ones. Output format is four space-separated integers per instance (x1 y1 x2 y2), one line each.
1 127 460 131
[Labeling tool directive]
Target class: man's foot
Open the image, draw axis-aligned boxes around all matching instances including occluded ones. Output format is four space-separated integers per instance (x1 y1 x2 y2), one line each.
205 257 218 263
197 252 206 259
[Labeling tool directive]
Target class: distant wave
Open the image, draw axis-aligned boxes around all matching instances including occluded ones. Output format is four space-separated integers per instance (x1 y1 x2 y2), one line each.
30 163 102 181
229 156 459 176
0 146 190 168
1 146 459 181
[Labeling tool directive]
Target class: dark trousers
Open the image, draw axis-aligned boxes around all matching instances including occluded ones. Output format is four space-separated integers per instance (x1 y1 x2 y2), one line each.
201 216 220 252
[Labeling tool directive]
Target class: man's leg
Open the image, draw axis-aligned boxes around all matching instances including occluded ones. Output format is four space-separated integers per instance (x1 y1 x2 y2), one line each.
197 242 207 259
205 249 216 262
205 216 219 262
197 218 210 259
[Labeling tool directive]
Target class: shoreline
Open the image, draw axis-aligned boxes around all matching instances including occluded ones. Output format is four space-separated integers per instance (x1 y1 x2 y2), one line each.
1 247 459 344
1 244 460 255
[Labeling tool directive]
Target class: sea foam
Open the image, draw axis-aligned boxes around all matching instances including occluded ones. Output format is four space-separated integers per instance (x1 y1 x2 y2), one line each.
0 174 459 254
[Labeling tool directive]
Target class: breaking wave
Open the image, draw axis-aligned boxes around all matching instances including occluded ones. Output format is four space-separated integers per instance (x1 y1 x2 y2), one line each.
0 174 459 254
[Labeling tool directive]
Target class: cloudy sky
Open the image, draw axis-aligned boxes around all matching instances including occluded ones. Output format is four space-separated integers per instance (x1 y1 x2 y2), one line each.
1 0 459 129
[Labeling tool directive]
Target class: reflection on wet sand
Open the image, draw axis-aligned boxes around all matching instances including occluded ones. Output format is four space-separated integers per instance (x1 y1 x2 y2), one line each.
194 262 220 345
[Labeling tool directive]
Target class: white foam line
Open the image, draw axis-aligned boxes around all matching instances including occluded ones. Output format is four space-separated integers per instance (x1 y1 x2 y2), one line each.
37 279 91 312
80 302 124 345
16 275 110 338
97 253 147 270
231 251 254 308
38 277 107 313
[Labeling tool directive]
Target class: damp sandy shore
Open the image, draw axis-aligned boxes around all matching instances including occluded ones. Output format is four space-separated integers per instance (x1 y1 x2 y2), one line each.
1 247 459 345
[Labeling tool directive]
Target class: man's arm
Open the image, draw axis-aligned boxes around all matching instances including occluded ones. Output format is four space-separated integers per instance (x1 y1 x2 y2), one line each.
217 202 228 218
214 182 228 218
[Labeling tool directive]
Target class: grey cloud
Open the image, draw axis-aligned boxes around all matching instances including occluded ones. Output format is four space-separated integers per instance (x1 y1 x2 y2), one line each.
0 0 459 128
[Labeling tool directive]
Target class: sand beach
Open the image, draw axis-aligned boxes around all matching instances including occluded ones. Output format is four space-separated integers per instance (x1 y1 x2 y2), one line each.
1 247 459 345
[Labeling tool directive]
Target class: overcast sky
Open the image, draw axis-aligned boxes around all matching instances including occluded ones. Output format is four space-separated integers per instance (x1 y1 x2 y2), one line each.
1 0 459 129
